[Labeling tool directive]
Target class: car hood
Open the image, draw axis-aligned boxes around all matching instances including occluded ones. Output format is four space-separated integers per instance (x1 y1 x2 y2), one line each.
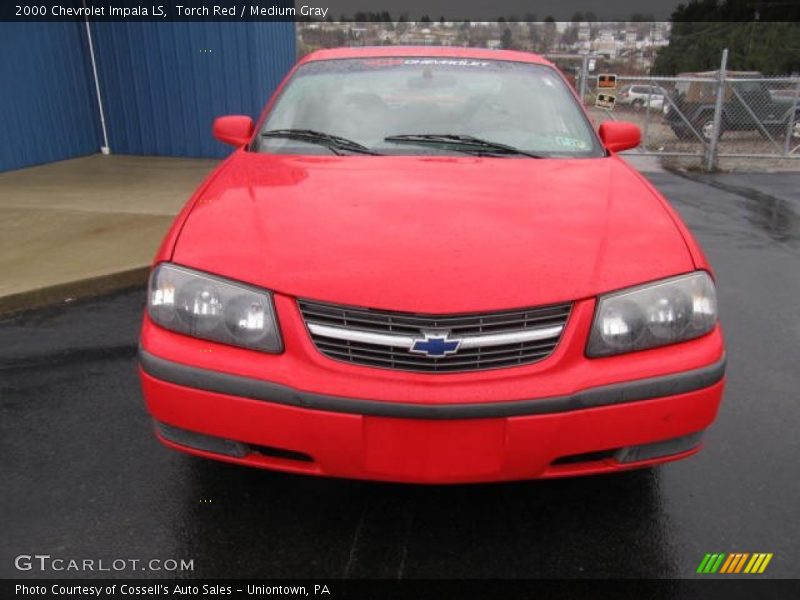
172 152 693 313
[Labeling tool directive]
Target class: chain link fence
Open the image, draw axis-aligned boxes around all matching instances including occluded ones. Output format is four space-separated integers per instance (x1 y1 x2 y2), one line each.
572 55 800 171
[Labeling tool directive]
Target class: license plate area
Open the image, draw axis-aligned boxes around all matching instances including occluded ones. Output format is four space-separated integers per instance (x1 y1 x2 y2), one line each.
363 416 506 480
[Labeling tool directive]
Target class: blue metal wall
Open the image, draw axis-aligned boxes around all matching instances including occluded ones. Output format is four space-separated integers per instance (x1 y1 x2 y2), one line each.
0 21 296 171
0 22 101 171
90 22 296 158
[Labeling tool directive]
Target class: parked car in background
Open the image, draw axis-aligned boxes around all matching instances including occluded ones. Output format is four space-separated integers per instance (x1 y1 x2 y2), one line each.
664 70 800 142
618 84 666 110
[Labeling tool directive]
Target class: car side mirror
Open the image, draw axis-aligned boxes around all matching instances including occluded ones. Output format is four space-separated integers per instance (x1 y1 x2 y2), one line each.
598 121 641 153
213 115 254 147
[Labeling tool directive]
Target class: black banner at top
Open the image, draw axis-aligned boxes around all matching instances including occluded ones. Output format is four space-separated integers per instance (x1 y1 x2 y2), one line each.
3 0 800 22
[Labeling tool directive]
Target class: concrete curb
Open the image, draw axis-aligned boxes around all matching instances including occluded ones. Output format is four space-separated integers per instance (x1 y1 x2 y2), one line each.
0 266 150 316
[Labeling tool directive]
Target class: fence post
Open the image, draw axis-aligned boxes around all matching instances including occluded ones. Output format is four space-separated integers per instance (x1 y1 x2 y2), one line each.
706 48 728 172
784 80 800 156
643 81 652 150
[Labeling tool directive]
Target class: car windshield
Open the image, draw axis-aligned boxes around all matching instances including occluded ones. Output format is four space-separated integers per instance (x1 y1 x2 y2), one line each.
253 57 604 158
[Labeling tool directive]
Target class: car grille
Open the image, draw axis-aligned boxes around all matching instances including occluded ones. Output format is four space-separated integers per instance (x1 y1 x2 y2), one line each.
298 299 571 373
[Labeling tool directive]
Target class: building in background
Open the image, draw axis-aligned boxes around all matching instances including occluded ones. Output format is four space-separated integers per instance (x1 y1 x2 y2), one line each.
296 20 672 75
0 21 296 172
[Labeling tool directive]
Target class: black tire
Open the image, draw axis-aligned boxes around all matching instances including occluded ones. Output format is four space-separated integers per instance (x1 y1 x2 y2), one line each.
767 121 800 140
631 99 644 111
671 126 695 141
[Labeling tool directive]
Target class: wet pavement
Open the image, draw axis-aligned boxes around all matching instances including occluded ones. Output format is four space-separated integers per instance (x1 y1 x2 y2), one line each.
1 170 799 579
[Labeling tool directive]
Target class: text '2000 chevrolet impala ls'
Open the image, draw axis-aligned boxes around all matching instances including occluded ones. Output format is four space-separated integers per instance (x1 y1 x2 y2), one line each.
139 47 725 483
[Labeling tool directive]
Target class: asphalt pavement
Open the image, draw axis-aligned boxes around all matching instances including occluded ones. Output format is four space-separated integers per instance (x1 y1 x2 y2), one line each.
1 170 799 579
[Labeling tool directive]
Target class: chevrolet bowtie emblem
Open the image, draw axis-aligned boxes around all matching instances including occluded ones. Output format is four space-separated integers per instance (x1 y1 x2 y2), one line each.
409 333 461 357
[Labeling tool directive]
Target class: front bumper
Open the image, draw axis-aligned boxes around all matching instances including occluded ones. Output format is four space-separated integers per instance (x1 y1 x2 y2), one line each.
139 295 725 483
140 357 725 484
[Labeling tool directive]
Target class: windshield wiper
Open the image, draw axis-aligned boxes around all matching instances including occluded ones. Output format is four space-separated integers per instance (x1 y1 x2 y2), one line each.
260 129 382 155
383 134 544 158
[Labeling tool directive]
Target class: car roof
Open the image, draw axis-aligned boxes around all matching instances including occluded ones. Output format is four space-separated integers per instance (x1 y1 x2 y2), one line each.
298 46 554 67
679 70 763 77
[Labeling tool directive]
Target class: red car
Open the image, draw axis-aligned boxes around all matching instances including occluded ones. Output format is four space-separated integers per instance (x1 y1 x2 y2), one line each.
139 47 725 483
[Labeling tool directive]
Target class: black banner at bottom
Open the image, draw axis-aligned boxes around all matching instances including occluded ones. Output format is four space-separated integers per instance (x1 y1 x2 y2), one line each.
5 579 800 600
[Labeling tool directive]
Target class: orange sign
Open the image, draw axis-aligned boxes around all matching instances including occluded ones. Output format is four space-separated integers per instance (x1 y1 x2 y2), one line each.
597 74 617 89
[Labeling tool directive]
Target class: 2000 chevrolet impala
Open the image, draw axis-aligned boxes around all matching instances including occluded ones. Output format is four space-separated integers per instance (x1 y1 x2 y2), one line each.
139 47 725 483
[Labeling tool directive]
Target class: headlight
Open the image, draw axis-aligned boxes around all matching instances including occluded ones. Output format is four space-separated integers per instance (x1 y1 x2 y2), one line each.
147 263 282 353
587 272 717 357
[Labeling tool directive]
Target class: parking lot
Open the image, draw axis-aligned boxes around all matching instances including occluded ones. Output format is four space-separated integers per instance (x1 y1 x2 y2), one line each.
1 169 799 579
584 70 800 173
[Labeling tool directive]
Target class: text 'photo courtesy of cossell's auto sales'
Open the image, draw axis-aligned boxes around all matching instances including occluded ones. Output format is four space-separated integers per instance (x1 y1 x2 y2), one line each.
14 583 331 596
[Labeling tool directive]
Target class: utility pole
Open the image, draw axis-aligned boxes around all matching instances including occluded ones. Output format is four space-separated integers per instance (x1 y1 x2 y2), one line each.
578 53 589 104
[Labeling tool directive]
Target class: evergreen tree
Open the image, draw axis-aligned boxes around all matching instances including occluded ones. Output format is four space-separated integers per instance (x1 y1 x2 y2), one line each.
654 1 800 75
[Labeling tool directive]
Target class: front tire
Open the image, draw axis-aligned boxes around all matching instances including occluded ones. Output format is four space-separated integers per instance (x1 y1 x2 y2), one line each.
672 126 694 140
770 117 800 141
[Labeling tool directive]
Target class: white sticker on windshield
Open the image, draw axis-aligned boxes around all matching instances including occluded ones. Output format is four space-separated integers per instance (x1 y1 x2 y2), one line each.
403 59 490 67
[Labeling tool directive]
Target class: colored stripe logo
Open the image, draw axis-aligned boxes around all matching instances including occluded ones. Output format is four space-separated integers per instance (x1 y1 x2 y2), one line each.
697 553 773 574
